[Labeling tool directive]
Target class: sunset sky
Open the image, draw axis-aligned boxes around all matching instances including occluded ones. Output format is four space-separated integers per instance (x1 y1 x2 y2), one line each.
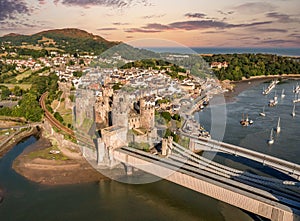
0 0 299 47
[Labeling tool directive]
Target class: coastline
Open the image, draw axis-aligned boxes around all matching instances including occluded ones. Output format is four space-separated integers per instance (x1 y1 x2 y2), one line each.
223 74 300 103
12 131 108 186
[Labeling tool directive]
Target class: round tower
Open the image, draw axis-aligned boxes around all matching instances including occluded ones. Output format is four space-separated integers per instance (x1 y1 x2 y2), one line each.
140 98 155 130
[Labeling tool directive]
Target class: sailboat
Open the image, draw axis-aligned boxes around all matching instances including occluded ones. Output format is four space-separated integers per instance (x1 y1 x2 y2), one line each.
292 104 296 117
294 83 300 93
275 117 281 133
240 113 253 126
246 113 253 125
240 113 248 126
259 106 266 117
281 89 285 98
267 129 274 145
293 94 300 103
269 91 278 107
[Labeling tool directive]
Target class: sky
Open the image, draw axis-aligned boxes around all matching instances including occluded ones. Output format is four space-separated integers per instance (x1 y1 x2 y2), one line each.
0 0 299 47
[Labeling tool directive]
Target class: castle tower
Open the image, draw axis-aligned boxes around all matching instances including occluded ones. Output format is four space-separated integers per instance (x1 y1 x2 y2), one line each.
140 98 155 130
112 92 129 129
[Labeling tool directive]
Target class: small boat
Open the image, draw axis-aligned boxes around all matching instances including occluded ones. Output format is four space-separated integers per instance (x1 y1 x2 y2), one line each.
262 80 279 95
240 113 253 126
267 129 274 145
259 106 266 117
293 94 300 103
269 91 278 107
292 104 296 117
281 89 285 98
275 117 281 134
294 83 300 94
240 113 248 126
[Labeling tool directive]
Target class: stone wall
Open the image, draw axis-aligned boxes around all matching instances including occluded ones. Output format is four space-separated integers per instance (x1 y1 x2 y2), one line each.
42 119 82 160
101 126 128 149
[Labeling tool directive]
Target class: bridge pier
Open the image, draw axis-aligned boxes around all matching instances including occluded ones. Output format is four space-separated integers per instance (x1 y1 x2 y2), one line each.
124 164 133 175
96 139 119 168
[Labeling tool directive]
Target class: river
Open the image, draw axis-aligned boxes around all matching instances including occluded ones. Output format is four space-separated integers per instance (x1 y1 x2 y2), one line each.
196 79 300 165
1 80 299 221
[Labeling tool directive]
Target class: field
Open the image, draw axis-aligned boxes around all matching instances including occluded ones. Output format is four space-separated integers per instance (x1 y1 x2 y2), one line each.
2 84 32 90
15 69 33 81
52 99 73 126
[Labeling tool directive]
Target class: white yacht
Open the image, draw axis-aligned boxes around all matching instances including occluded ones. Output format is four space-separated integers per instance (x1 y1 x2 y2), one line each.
292 104 296 117
294 83 300 94
267 129 274 145
293 94 300 103
259 106 266 117
281 89 285 98
275 117 281 134
269 91 278 107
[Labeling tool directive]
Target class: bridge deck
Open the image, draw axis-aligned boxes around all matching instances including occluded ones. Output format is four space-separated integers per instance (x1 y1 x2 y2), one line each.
113 147 300 221
184 133 300 181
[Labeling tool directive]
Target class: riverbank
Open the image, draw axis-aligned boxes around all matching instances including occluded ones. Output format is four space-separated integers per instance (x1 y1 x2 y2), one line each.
223 74 300 103
0 126 39 158
13 133 108 185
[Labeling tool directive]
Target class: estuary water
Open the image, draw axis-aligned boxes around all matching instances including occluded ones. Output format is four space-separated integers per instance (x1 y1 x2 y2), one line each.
0 80 299 221
0 138 254 221
196 79 300 165
146 47 300 57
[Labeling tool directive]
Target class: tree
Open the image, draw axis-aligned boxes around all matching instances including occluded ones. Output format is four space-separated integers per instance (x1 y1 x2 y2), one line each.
54 112 64 123
13 86 23 96
14 93 44 122
0 85 11 99
161 111 172 122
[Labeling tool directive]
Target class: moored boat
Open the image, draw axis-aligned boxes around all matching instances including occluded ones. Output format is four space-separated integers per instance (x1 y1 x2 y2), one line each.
267 129 274 145
259 106 266 117
240 113 253 126
281 89 285 98
262 79 279 95
275 117 281 134
293 94 300 103
269 91 278 107
293 83 300 94
292 104 296 117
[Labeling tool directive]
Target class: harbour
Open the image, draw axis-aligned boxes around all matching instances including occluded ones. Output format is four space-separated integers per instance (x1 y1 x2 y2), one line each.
196 79 300 164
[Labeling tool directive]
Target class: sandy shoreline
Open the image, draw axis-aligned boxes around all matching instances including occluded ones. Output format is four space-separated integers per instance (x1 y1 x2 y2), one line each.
223 74 300 103
13 133 108 186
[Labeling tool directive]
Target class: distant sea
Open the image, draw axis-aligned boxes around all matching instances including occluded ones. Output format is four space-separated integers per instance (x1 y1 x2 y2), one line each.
145 47 300 57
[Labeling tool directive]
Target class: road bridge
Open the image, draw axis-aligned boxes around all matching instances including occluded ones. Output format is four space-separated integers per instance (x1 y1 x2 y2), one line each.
185 134 300 181
112 142 300 221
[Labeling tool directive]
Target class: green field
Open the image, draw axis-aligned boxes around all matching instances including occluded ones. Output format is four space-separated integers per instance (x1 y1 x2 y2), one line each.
15 69 33 81
2 84 32 90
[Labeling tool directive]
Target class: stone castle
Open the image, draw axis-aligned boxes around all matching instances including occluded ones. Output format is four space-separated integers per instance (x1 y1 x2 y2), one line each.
94 90 157 167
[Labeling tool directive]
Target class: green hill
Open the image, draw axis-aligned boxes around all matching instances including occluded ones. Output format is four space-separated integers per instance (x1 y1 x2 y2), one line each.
0 28 119 55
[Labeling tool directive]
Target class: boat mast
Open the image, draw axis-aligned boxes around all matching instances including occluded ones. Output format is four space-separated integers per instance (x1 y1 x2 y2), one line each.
270 129 273 140
292 104 296 117
276 117 281 133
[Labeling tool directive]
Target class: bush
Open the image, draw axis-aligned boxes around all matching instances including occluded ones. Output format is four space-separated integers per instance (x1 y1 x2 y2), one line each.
54 112 64 123
161 111 172 122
